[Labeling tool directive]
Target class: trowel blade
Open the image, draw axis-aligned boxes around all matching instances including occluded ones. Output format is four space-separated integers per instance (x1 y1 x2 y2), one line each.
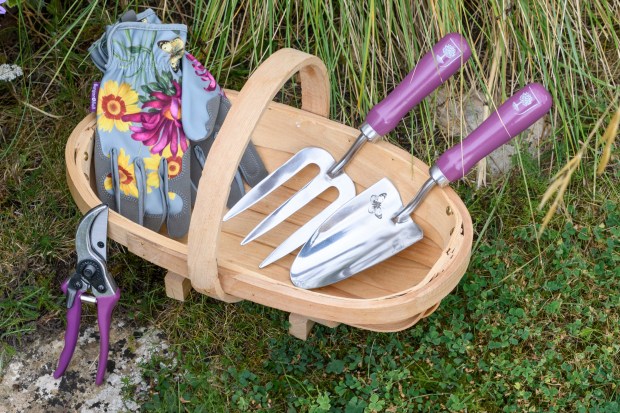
290 178 423 289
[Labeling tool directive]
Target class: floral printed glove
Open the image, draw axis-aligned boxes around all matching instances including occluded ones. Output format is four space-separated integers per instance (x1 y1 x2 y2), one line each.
182 54 270 207
94 21 192 237
90 9 268 211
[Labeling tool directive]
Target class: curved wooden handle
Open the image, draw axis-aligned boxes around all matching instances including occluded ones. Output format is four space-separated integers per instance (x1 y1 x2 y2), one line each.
188 48 330 301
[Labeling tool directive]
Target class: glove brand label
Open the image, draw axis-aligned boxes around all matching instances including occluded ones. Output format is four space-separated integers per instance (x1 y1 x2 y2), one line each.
90 82 100 112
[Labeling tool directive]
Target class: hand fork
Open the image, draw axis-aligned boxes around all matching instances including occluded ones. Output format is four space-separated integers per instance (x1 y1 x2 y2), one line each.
223 33 472 267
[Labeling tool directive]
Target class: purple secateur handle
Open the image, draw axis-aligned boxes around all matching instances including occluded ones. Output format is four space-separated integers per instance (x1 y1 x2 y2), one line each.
435 83 552 182
365 33 472 136
53 280 83 381
94 288 121 385
53 279 121 385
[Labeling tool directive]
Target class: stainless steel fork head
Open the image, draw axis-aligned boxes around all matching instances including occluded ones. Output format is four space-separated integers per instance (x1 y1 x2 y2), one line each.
223 147 337 221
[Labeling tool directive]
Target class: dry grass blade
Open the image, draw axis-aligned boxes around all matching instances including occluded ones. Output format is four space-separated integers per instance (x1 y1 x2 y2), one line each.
538 152 581 234
537 95 617 235
538 170 567 207
476 4 507 189
596 104 619 175
19 101 65 119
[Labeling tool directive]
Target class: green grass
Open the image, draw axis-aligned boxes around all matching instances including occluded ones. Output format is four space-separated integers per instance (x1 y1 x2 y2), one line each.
1 0 619 411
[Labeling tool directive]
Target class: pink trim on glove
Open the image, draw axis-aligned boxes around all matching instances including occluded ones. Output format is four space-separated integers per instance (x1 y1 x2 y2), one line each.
186 53 217 92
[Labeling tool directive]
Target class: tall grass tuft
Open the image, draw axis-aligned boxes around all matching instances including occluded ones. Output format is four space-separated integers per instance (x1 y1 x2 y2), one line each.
182 1 619 222
184 1 618 233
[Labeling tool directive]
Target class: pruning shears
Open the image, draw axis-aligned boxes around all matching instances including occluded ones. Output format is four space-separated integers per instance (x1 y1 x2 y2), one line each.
53 204 120 385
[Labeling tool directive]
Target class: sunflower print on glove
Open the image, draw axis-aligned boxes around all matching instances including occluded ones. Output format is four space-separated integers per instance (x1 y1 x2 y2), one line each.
143 146 184 195
97 80 140 132
103 148 139 197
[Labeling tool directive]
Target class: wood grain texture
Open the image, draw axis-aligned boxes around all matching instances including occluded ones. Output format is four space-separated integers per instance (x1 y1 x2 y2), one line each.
288 313 316 340
288 313 340 340
65 48 473 333
165 271 191 301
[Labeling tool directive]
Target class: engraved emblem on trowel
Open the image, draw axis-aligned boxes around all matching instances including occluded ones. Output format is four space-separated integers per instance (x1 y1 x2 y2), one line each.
368 193 387 219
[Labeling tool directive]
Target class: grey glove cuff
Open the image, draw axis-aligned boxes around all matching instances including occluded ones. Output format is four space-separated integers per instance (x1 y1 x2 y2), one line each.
88 9 161 72
189 97 269 208
238 141 269 187
212 97 268 187
190 143 246 209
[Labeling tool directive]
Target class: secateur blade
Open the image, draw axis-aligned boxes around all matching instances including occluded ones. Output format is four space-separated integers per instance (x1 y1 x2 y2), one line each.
291 83 553 289
225 33 472 265
76 204 108 264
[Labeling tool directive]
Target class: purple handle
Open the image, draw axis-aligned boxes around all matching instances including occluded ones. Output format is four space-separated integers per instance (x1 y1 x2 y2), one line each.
365 33 471 136
53 280 81 380
435 83 552 182
95 288 120 385
53 279 120 386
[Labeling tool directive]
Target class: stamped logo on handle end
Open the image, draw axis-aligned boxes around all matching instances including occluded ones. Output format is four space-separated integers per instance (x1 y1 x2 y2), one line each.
436 39 462 67
512 87 542 116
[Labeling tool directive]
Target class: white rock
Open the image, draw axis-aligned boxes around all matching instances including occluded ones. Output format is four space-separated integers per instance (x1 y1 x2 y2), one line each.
0 64 23 82
0 317 169 413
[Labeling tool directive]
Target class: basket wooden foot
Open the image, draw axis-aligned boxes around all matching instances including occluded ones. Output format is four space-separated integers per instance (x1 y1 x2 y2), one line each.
288 313 340 340
165 271 192 301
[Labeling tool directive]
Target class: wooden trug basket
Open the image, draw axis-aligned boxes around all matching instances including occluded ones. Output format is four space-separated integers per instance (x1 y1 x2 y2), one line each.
66 49 473 339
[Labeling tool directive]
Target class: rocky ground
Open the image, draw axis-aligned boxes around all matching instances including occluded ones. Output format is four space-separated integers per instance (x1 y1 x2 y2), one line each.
0 318 168 412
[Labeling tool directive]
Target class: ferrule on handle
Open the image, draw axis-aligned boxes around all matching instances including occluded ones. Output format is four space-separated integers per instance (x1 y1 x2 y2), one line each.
392 165 447 223
434 83 553 183
326 132 368 178
365 33 472 137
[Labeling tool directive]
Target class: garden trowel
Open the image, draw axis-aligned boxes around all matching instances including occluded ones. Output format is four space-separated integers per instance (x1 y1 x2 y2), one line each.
291 83 553 289
224 33 472 267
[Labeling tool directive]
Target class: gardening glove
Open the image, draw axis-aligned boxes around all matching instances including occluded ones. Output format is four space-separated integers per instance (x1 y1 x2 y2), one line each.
90 9 268 208
94 21 192 237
